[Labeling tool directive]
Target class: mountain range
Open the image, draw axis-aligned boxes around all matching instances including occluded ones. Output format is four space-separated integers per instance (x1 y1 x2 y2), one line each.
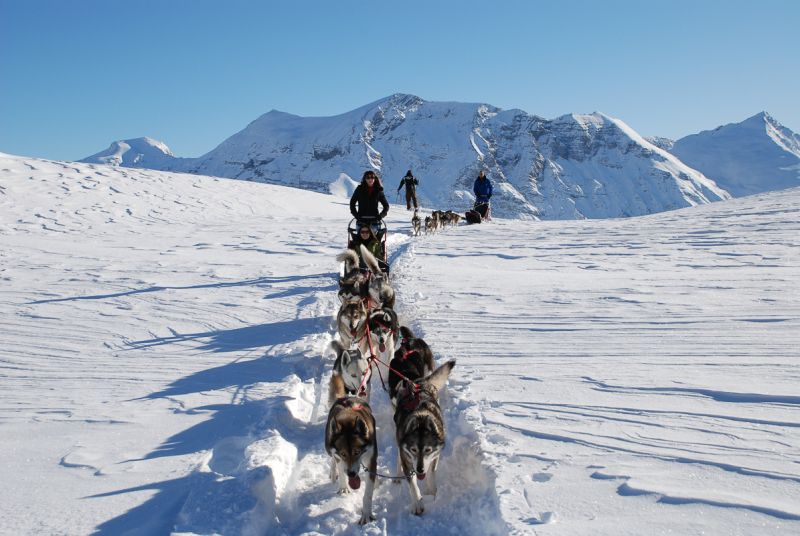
81 94 800 219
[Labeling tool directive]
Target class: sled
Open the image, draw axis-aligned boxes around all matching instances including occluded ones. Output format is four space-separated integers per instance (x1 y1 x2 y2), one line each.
348 218 390 274
465 202 491 224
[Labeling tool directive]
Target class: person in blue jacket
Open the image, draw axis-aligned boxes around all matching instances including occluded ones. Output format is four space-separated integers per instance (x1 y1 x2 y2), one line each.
473 170 493 218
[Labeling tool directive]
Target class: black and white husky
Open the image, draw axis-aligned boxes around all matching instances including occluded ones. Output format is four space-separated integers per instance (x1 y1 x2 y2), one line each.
388 326 434 407
337 249 366 304
394 360 455 516
356 306 398 373
411 209 421 237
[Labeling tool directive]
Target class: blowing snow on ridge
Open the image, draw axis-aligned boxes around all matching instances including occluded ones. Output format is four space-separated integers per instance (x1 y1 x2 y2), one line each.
1 151 799 535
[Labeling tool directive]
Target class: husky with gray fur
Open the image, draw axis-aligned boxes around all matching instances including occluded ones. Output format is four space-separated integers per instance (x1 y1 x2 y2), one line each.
330 340 372 400
326 374 378 524
394 360 455 516
359 245 395 309
336 299 367 348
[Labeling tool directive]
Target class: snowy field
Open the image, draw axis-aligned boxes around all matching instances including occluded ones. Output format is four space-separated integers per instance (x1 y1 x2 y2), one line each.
1 152 798 535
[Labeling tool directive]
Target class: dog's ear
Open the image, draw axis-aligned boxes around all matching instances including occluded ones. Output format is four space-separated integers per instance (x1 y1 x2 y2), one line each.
355 417 368 437
424 360 456 392
328 416 339 437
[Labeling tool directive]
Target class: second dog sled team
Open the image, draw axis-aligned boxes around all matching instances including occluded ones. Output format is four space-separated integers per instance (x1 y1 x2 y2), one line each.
326 167 493 524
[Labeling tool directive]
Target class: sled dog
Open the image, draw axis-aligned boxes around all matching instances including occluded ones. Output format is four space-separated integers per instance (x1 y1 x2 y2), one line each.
357 306 398 370
336 300 368 348
411 209 421 237
388 326 435 406
330 340 372 399
337 250 366 304
424 215 433 234
326 374 378 524
359 245 395 309
394 360 455 516
444 210 460 226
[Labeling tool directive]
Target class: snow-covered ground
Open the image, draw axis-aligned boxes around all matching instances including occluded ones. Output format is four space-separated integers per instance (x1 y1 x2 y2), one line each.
1 152 798 535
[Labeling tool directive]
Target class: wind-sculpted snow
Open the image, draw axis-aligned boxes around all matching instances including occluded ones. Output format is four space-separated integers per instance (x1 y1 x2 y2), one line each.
1 152 798 534
391 189 800 534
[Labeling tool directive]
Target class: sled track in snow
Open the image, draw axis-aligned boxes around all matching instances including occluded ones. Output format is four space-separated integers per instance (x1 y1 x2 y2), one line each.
171 229 505 535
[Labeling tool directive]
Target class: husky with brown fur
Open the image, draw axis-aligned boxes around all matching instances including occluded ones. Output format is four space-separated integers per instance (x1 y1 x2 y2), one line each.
359 245 395 309
394 360 455 516
326 374 378 524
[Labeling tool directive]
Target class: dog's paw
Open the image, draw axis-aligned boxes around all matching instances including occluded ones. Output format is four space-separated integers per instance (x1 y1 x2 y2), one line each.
358 512 376 525
413 499 425 516
337 486 352 495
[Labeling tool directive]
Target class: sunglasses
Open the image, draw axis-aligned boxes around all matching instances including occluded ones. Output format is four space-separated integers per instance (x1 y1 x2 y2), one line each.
365 177 375 181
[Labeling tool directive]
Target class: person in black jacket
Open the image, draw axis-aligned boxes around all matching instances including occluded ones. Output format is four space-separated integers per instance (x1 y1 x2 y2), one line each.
350 170 389 226
397 169 419 210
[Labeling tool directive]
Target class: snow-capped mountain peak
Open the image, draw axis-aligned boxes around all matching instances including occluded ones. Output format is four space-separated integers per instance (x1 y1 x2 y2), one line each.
671 112 800 197
80 98 795 218
81 136 175 167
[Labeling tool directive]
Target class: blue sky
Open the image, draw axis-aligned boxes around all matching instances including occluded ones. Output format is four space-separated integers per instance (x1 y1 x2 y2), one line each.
1 0 798 161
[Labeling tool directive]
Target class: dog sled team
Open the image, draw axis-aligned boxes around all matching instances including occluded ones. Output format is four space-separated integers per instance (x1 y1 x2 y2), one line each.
326 169 458 523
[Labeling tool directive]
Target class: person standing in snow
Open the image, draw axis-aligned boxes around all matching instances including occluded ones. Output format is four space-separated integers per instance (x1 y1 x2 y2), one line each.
397 169 419 211
473 170 493 219
350 170 389 228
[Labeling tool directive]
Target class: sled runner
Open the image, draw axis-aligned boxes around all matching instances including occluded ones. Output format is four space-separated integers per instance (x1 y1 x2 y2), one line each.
348 218 390 273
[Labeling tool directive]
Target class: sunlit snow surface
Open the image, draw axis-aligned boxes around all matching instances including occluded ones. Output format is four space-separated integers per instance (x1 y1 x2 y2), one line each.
1 153 798 535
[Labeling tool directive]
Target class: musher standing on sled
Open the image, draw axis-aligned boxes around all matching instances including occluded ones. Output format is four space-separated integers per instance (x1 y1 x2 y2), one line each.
350 170 389 233
473 170 493 219
397 169 419 211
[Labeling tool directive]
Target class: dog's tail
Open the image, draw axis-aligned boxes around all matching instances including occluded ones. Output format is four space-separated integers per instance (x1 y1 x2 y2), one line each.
359 244 381 274
422 360 455 393
336 249 359 274
328 373 347 408
399 325 416 341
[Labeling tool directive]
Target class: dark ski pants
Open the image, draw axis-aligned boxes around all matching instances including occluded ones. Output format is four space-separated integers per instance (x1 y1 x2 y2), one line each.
405 188 418 210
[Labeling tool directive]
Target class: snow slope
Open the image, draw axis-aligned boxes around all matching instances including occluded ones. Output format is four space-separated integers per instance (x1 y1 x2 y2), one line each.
1 152 798 535
81 94 731 220
671 112 800 197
